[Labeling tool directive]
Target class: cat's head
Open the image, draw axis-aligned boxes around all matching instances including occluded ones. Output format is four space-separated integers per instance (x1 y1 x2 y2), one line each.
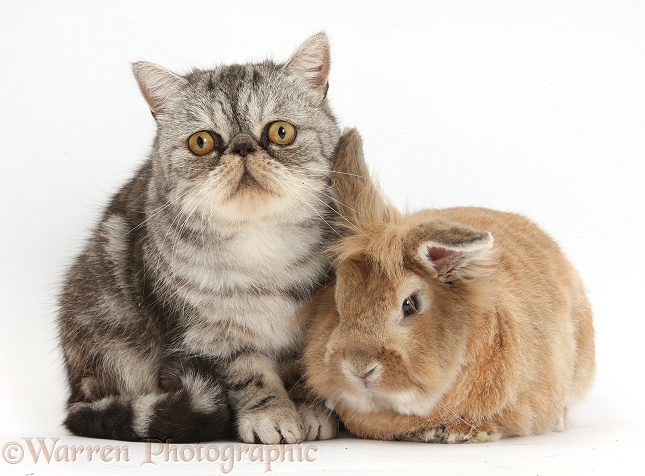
133 33 340 223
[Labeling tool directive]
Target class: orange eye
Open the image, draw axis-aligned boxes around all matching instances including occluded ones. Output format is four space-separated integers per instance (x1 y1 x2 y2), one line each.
188 131 218 156
266 121 296 145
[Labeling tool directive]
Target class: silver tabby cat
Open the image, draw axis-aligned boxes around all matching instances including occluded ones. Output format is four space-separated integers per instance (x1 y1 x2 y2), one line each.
59 33 340 444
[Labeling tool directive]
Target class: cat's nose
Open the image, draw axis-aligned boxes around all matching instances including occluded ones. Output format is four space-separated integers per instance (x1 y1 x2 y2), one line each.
231 134 256 158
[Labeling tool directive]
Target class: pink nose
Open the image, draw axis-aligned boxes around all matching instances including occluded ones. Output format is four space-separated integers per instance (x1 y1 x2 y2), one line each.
359 366 378 381
359 365 376 380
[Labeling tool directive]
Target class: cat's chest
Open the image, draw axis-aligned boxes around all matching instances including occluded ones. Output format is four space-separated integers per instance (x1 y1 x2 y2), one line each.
159 219 326 301
200 222 324 289
185 299 304 357
222 224 309 268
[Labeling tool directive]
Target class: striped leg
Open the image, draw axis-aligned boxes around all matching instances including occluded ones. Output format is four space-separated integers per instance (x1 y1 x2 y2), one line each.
225 352 304 444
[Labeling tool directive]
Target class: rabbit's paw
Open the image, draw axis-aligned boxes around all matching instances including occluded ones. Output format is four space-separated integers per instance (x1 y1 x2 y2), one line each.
400 420 500 444
296 401 338 440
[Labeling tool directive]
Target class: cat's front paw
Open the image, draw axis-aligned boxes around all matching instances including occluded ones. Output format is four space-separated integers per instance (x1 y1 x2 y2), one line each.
238 404 304 444
296 401 338 441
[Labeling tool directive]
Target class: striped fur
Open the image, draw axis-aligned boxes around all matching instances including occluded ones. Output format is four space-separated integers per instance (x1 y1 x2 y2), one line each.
59 34 340 443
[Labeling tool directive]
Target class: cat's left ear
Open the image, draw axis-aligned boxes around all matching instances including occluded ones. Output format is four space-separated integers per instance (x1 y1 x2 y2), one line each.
132 61 188 117
285 32 331 100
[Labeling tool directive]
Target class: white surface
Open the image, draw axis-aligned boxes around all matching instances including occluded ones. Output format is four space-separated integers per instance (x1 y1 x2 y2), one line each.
1 1 643 474
0 426 640 475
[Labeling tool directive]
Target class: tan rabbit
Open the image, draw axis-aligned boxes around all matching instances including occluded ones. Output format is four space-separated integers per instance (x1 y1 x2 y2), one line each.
303 128 596 443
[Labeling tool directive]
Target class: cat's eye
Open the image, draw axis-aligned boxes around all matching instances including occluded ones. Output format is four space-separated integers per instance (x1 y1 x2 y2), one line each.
188 131 220 156
266 121 296 145
402 295 420 319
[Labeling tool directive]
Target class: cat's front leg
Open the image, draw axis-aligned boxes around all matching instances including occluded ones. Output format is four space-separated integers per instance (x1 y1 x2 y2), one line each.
283 363 338 441
225 352 304 444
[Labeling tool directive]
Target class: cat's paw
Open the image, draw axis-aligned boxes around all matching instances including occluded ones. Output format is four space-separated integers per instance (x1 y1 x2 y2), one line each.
399 421 500 444
238 404 304 444
296 401 338 441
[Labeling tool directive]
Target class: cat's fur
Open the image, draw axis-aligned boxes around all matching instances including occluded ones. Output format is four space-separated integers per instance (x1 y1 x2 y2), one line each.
58 33 340 444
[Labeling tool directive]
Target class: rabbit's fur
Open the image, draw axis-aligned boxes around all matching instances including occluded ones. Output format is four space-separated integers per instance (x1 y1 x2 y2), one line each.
303 129 595 442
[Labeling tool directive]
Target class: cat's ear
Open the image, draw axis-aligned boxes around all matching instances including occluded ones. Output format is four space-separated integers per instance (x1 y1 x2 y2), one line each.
132 61 188 116
285 32 331 100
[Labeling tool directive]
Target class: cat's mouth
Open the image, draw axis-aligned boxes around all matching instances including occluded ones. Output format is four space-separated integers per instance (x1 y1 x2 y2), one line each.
239 170 258 187
222 157 283 207
233 168 262 195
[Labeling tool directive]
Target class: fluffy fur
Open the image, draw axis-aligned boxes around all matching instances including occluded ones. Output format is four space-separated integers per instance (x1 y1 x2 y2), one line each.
59 33 340 444
303 129 596 443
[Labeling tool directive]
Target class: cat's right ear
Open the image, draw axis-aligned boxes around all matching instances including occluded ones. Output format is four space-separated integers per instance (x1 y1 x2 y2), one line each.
285 32 331 101
132 61 187 118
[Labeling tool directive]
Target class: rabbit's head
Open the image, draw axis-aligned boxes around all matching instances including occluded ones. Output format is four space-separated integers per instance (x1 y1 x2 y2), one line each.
307 129 495 417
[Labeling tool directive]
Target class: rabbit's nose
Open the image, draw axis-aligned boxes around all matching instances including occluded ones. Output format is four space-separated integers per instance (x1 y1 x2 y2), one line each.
359 365 378 381
343 361 382 386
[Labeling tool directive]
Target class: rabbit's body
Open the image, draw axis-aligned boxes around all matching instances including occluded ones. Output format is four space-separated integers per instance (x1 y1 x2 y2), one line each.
303 130 595 442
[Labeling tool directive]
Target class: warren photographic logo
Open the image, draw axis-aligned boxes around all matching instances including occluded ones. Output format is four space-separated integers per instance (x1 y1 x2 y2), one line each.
2 438 319 473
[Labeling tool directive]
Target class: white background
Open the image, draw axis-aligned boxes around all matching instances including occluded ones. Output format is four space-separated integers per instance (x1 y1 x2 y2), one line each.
1 1 643 474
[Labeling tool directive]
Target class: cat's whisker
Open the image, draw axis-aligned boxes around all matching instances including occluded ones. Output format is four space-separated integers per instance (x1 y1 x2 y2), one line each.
203 183 228 246
156 179 216 263
127 180 205 236
306 165 372 181
307 162 372 181
271 176 342 237
139 183 205 275
288 178 372 240
173 179 220 250
298 179 367 223
164 189 201 241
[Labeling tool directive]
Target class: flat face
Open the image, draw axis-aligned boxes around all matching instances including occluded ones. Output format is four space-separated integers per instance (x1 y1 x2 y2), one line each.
152 62 339 223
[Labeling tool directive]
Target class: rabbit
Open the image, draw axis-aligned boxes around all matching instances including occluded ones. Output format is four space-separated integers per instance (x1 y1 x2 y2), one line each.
302 128 596 443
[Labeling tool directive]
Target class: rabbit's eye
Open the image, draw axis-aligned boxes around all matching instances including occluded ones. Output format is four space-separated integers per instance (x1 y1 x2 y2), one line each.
402 295 419 318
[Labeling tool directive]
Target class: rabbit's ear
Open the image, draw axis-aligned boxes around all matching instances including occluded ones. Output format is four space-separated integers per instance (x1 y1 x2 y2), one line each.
407 220 495 282
331 128 394 228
